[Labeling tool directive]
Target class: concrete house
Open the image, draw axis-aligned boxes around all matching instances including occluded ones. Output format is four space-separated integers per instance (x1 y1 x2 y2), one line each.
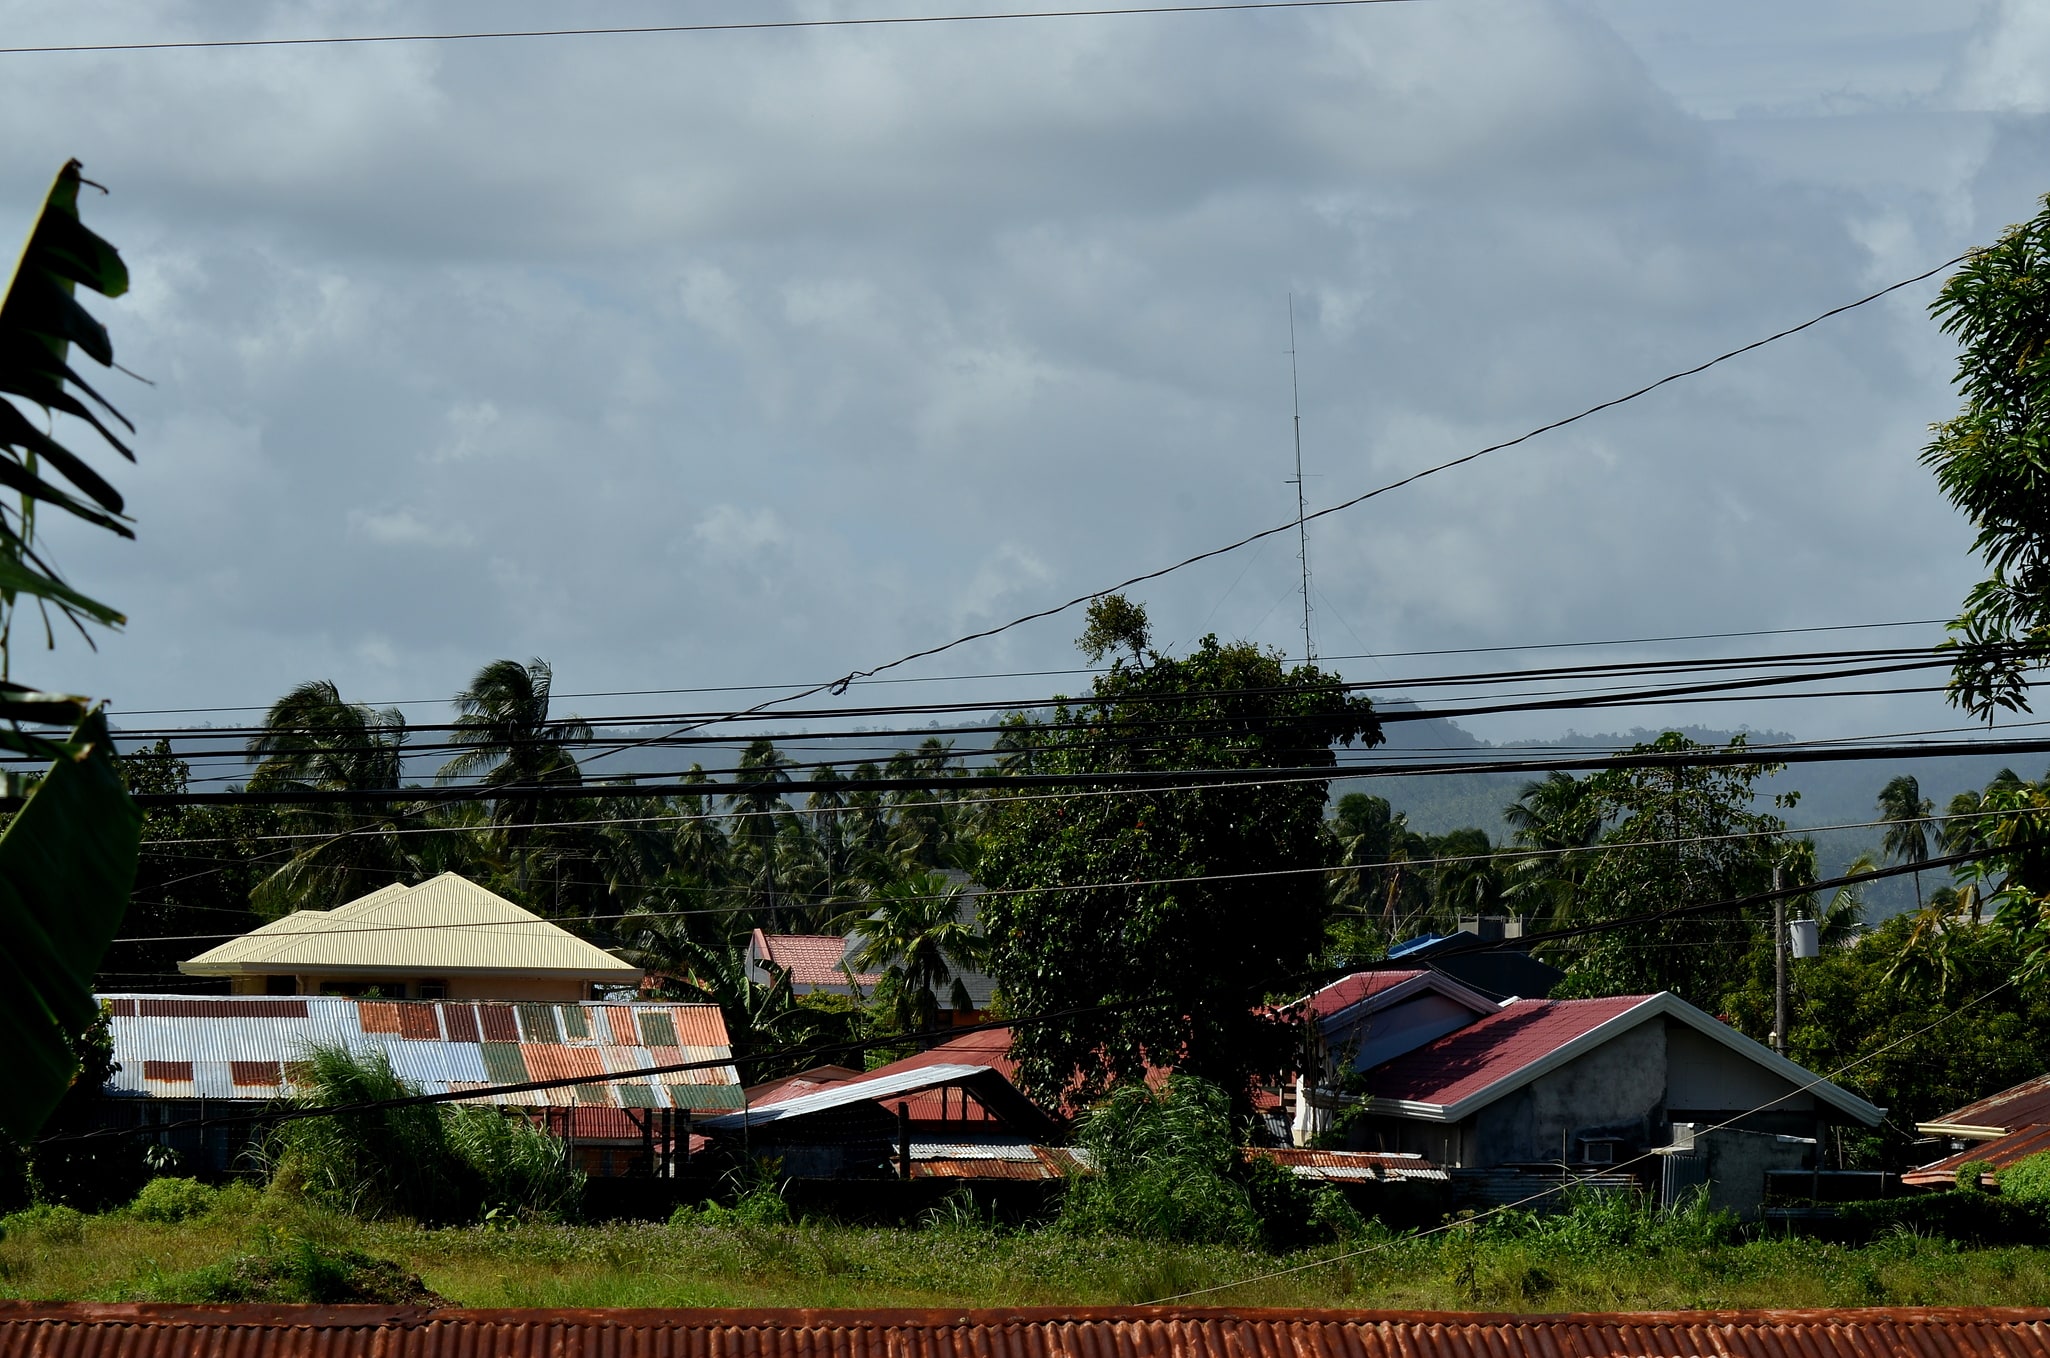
1299 970 1883 1216
179 872 642 1002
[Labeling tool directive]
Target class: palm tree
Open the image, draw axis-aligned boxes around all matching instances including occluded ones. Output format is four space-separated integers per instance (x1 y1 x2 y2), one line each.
728 740 796 926
842 871 986 1037
439 657 591 794
1877 775 1935 909
438 658 593 895
1502 772 1600 927
245 680 412 915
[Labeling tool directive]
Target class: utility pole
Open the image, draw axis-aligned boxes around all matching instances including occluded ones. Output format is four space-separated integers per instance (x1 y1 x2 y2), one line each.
1286 295 1314 665
1772 861 1788 1056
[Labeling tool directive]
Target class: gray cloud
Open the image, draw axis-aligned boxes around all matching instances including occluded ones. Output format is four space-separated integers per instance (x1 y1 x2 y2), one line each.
0 0 2040 766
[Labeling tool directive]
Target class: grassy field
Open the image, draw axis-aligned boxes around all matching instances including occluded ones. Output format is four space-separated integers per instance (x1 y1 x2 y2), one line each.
7 1190 2050 1311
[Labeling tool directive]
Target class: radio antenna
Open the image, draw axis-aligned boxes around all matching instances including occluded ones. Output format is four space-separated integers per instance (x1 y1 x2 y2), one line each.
1286 294 1314 665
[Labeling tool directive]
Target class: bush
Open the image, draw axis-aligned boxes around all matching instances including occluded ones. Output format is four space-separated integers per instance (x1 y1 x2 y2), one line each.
177 1238 446 1305
444 1108 583 1221
130 1176 218 1223
1060 1075 1262 1247
0 1202 86 1244
264 1045 581 1224
1957 1159 1996 1192
1836 1190 2049 1246
2000 1151 2050 1203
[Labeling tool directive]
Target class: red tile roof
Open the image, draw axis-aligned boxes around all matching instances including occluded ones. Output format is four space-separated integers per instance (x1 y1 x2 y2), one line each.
1366 995 1652 1109
756 933 881 988
7 1303 2050 1358
1905 1123 2050 1188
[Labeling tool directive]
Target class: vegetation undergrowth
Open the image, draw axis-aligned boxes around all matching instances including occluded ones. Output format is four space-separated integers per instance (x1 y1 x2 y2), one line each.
9 1183 2050 1311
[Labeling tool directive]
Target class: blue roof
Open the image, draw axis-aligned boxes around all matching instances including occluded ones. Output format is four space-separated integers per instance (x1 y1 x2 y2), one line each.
1386 933 1445 959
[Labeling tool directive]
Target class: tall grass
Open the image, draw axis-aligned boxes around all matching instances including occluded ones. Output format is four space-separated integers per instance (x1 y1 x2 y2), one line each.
264 1044 582 1224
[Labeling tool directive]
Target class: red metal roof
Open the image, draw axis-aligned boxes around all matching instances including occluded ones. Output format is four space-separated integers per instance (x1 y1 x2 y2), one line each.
1929 1073 2050 1134
1365 996 1651 1109
1905 1123 2050 1188
5 1303 2050 1358
1302 970 1432 1018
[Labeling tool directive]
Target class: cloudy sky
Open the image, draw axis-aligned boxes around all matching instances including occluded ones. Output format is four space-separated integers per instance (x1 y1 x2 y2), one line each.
3 0 2047 766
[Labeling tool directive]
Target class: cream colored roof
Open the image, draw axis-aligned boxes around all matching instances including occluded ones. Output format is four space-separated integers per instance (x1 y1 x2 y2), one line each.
180 873 641 980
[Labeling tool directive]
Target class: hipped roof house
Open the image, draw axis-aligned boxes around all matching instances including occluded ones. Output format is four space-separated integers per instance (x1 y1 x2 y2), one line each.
180 873 642 1002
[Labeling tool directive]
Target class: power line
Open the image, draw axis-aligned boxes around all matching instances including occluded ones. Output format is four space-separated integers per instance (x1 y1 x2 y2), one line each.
0 1 1421 56
796 254 1972 704
86 728 2050 809
109 800 2045 948
63 855 2029 1147
95 617 1952 720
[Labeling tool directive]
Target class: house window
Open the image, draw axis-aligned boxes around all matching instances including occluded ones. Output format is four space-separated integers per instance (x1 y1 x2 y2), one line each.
418 980 447 1000
264 975 296 996
1579 1136 1622 1165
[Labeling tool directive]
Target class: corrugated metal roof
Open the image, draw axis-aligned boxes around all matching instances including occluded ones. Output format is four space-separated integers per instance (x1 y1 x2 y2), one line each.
697 1063 992 1130
1247 1147 1449 1183
97 995 735 1108
5 1303 2048 1358
1905 1123 2050 1188
179 873 642 980
1926 1073 2050 1137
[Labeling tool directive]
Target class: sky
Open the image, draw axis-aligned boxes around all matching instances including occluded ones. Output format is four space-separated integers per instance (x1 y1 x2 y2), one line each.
2 0 2047 772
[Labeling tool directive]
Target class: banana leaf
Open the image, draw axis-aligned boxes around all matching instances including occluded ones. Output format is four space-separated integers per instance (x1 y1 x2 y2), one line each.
0 159 132 635
0 709 139 1140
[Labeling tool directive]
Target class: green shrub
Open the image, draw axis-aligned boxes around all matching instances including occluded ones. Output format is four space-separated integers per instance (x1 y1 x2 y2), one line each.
176 1238 446 1305
0 1202 86 1244
130 1176 218 1223
1957 1159 1996 1192
1999 1151 2050 1203
1060 1075 1262 1247
1836 1190 2048 1246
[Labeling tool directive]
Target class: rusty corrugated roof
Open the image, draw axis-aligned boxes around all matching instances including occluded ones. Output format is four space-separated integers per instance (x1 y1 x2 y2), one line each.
3 1303 2048 1358
1905 1123 2050 1188
98 995 740 1108
1925 1073 2050 1137
1246 1147 1449 1182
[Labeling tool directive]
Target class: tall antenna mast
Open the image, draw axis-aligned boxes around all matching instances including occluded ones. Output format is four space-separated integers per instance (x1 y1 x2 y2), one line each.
1286 294 1315 665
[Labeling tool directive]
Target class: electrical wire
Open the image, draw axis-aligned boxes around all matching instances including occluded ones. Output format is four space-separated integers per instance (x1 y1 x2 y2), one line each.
0 0 1423 56
59 854 2028 1148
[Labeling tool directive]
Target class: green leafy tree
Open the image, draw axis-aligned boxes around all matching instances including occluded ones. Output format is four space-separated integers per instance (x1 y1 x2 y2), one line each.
1727 914 2050 1169
439 658 592 900
978 596 1381 1106
1548 734 1788 1006
1920 194 2050 718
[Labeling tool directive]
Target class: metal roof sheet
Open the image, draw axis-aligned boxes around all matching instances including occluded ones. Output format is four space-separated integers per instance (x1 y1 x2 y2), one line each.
697 1063 993 1130
6 1303 2049 1358
179 872 642 980
1927 1073 2050 1137
98 996 735 1108
1905 1123 2050 1188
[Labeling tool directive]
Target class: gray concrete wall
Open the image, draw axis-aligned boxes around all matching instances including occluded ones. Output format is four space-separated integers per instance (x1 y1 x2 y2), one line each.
1671 1123 1814 1220
1664 1020 1817 1115
1467 1019 1667 1165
